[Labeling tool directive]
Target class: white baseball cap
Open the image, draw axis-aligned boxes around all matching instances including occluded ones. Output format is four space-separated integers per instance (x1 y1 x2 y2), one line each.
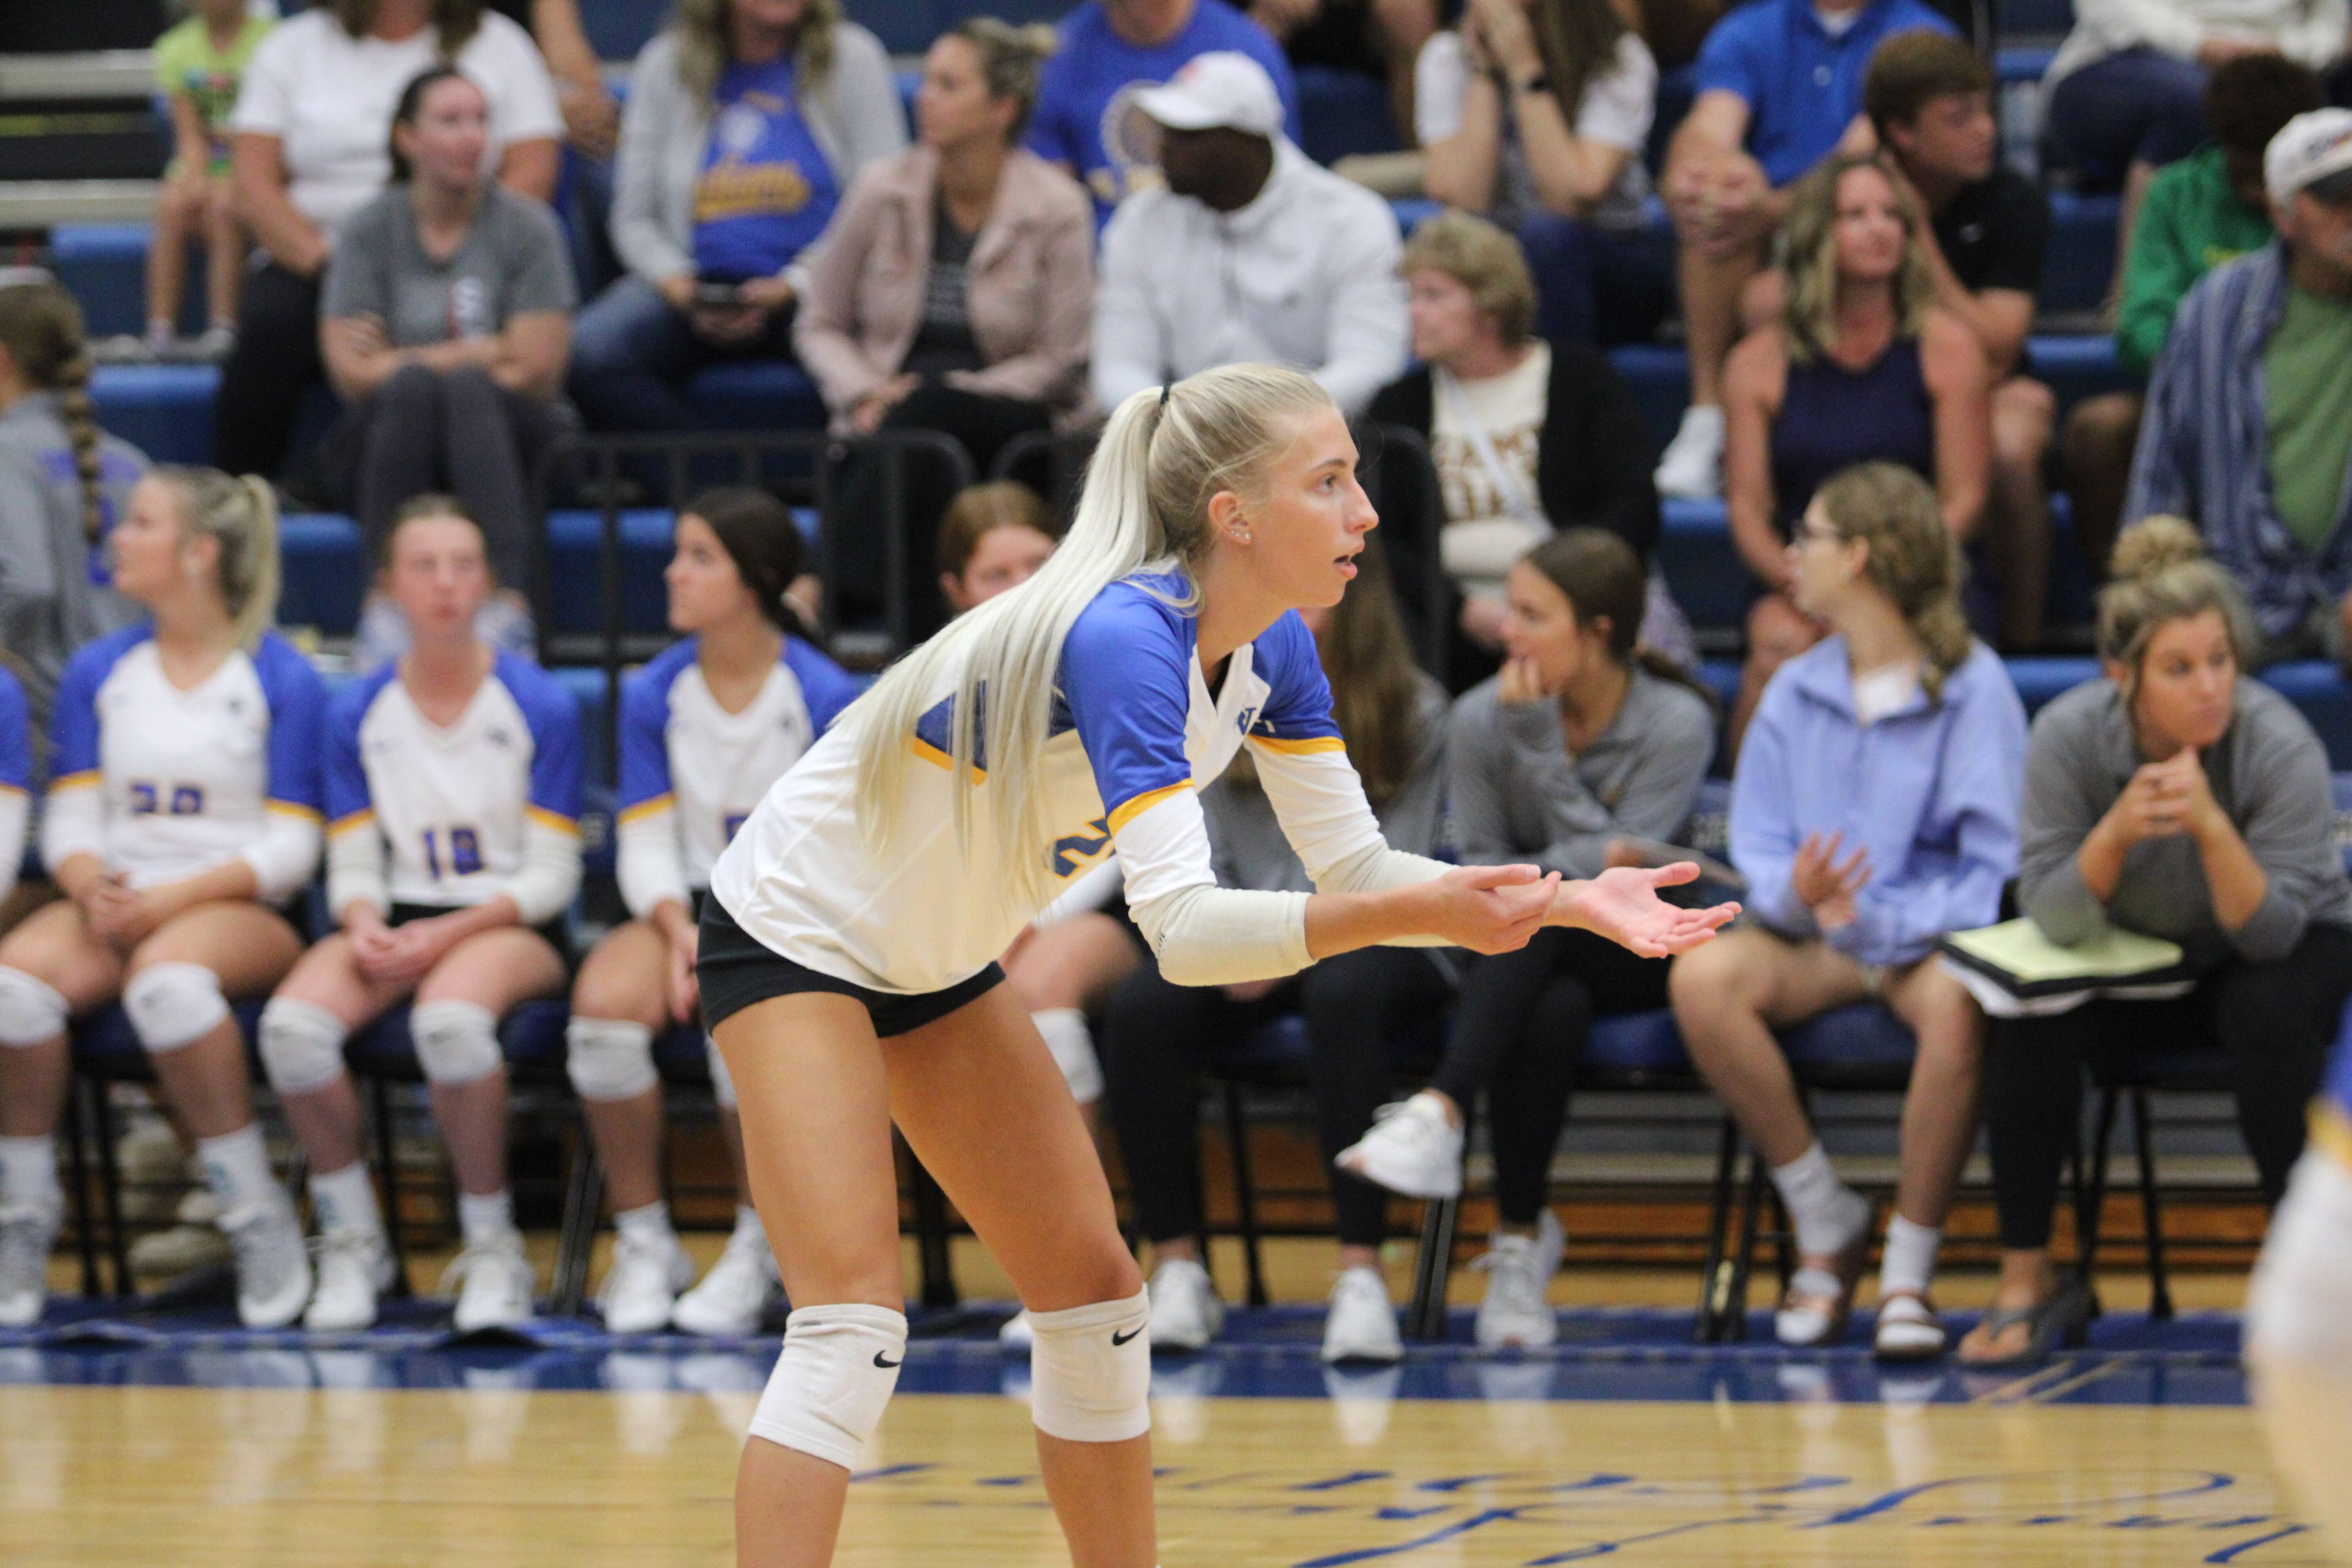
1128 51 1284 138
2266 108 2352 205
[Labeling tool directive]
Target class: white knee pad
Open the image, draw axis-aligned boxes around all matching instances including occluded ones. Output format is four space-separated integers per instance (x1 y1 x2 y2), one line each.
705 1035 737 1110
411 1000 503 1085
748 1303 909 1469
2248 1148 2352 1366
258 998 350 1095
1033 1009 1104 1105
567 1017 657 1102
0 967 68 1047
123 962 230 1054
1027 1289 1152 1444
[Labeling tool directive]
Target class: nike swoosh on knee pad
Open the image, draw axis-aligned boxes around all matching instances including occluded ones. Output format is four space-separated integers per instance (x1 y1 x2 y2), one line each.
1110 1326 1142 1346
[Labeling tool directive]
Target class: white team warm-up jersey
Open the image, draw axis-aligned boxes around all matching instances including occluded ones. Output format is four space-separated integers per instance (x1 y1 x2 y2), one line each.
710 573 1389 994
326 649 581 909
45 625 326 889
614 635 862 916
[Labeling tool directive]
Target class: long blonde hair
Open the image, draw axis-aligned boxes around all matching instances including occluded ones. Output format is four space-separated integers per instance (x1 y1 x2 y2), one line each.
851 364 1335 908
2098 515 2254 704
672 0 840 102
156 467 282 649
1815 462 1973 702
1780 152 1934 365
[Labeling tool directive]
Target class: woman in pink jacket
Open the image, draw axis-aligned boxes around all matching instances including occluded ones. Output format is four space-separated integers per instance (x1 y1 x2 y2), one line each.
795 18 1095 640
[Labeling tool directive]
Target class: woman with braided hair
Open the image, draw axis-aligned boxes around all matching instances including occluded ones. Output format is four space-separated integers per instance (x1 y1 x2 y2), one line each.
0 276 147 733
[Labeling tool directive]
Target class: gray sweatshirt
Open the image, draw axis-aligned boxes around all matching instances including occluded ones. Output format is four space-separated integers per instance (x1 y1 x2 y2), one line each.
1447 665 1716 879
2018 676 2352 969
0 393 145 734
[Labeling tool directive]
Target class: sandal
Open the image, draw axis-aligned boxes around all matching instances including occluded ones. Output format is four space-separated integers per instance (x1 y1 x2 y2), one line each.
1774 1205 1875 1348
1956 1280 2093 1371
1873 1291 1947 1362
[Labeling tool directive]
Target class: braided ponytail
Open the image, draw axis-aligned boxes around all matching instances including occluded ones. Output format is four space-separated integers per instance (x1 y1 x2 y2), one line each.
0 279 105 543
1814 462 1974 702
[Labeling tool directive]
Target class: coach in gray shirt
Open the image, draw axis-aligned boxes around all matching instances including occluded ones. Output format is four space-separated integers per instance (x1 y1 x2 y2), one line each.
317 66 576 594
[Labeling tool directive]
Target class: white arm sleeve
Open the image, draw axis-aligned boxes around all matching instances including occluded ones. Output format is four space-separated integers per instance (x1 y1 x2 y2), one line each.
326 816 388 919
507 819 583 927
1251 739 1456 946
616 804 691 921
39 779 104 873
1115 789 1313 986
1035 856 1123 929
0 788 26 905
240 811 322 905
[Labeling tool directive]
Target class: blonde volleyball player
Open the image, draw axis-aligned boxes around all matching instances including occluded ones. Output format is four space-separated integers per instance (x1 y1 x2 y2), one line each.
258 497 582 1333
701 364 1739 1568
0 470 325 1329
570 489 861 1336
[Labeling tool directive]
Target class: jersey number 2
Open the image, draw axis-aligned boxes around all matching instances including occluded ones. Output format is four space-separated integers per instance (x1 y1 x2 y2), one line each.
423 827 483 879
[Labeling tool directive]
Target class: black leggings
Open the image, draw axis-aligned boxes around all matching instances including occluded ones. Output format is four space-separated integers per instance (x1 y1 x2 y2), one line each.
1986 922 2352 1249
1102 946 1453 1249
1437 926 1672 1226
216 261 325 481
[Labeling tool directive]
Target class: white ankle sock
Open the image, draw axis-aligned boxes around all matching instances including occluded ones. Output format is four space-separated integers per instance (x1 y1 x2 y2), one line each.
195 1125 280 1215
1769 1142 1864 1258
309 1162 383 1238
1878 1215 1942 1298
731 1204 770 1251
614 1201 674 1249
458 1188 516 1245
0 1134 59 1210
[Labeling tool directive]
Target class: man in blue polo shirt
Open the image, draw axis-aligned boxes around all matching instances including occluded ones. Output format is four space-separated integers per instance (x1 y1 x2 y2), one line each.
1028 0 1303 220
1653 0 1958 499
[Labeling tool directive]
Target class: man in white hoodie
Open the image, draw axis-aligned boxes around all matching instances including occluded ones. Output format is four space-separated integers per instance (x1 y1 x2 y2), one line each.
1090 51 1409 415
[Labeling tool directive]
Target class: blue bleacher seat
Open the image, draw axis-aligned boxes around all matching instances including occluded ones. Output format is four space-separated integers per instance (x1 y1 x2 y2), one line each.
1656 499 1750 632
344 997 570 1083
51 224 189 340
1295 65 1398 166
2004 655 2101 713
89 364 219 466
683 361 827 432
576 0 671 61
279 514 368 634
1779 1002 1917 1077
72 1001 268 1080
2039 192 2122 317
544 508 680 638
2260 662 2352 770
1585 1008 1691 1077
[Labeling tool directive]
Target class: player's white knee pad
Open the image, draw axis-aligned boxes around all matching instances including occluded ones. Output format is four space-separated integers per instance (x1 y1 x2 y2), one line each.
2248 1148 2352 1366
566 1017 657 1102
704 1035 737 1110
747 1303 909 1469
411 1000 502 1085
123 962 230 1054
1033 1009 1104 1105
258 998 350 1095
1027 1288 1152 1444
0 967 68 1047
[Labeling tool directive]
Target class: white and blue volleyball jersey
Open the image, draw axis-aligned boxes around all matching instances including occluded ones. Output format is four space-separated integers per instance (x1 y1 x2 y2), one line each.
712 573 1396 994
42 625 325 900
324 649 582 919
614 634 862 918
0 665 32 903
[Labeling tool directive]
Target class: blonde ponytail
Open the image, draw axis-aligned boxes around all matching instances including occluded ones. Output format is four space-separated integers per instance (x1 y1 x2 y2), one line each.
1815 462 1974 701
159 467 281 649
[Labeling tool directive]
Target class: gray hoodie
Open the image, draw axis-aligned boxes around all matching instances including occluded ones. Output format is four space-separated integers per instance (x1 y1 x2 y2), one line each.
0 392 144 734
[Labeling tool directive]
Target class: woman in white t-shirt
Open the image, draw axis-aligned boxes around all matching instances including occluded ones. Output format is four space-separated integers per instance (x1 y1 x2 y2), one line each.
1417 0 1667 344
222 0 563 483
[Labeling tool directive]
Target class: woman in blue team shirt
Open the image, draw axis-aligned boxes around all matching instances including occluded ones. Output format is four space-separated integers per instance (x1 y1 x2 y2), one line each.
0 469 325 1332
1670 461 2025 1360
570 488 859 1337
568 0 906 435
257 496 582 1335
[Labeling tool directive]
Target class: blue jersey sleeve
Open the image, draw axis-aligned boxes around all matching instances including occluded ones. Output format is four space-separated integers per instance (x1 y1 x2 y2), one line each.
325 668 394 831
0 666 29 794
1243 611 1344 752
253 634 327 818
1058 582 1199 832
617 643 687 821
783 636 864 734
48 625 146 788
503 655 583 828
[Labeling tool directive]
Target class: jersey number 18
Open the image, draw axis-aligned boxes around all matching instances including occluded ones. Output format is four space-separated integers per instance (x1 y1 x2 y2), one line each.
422 826 483 879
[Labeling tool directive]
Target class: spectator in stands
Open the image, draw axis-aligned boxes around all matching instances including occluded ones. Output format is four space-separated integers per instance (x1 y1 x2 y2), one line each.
1721 152 1991 745
1415 0 1665 344
567 0 905 437
1092 53 1409 416
316 66 576 619
1651 0 1956 500
938 480 1060 612
1028 0 1303 219
1861 32 2054 652
2128 109 2352 673
2064 56 2320 578
0 469 326 1332
1959 517 2352 1366
1102 537 1452 1364
1335 529 1716 1349
0 277 146 729
1256 0 1437 157
1366 212 1675 681
796 20 1093 635
223 0 564 484
1669 462 2025 1358
147 0 271 360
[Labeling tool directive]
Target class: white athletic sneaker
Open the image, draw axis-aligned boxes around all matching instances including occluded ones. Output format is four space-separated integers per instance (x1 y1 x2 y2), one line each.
445 1232 537 1332
221 1199 313 1329
1653 404 1725 500
997 1310 1035 1349
128 1188 232 1284
1472 1210 1565 1349
0 1200 61 1328
1321 1266 1403 1364
1145 1257 1224 1352
304 1226 393 1332
598 1231 696 1335
1336 1092 1464 1199
671 1229 780 1338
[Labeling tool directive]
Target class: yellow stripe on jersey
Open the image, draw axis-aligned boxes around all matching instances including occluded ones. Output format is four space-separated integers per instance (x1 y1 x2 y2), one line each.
328 809 377 838
2313 1102 2352 1175
527 805 581 835
1246 734 1348 756
1107 781 1193 835
617 793 674 826
49 770 99 793
266 799 323 823
0 782 23 797
908 735 987 780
